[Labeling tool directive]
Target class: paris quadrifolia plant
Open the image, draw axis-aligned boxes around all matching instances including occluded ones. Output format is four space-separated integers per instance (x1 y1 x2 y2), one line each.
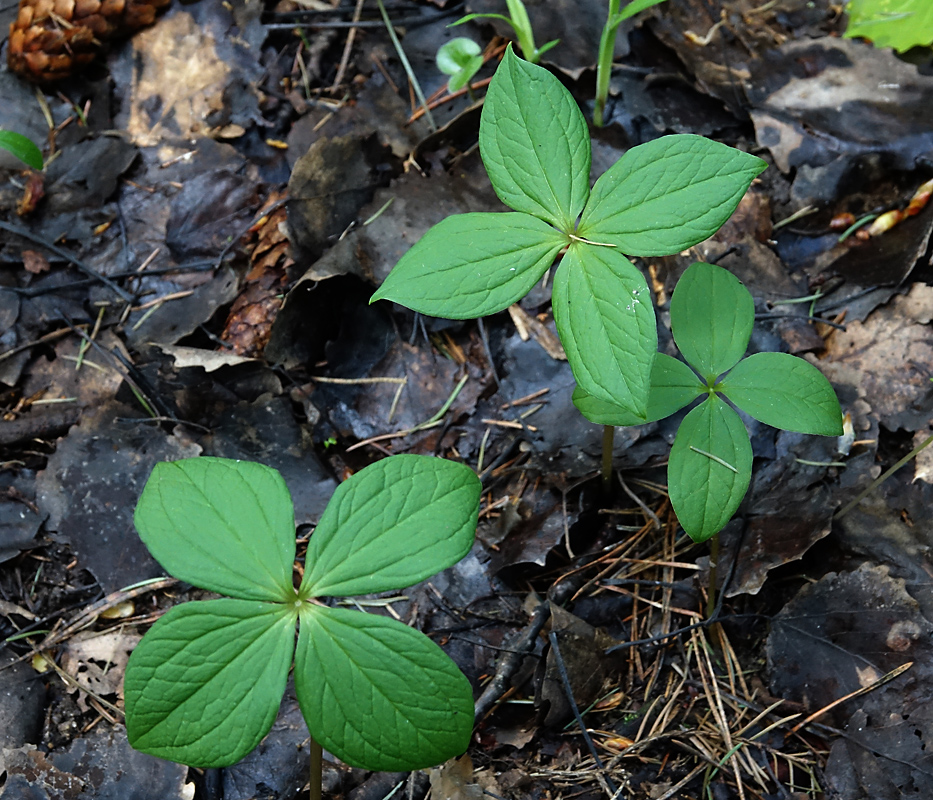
125 455 480 779
371 47 843 542
576 261 843 541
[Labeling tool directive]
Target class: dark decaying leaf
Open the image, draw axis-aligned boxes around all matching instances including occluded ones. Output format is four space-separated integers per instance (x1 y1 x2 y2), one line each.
0 725 189 799
768 563 933 800
35 403 201 594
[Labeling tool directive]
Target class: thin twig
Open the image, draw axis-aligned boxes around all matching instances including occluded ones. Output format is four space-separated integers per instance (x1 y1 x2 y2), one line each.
548 630 618 798
330 0 366 90
0 220 134 303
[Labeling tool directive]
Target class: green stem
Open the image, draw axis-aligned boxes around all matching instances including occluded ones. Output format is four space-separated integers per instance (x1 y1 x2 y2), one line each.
834 431 933 521
505 0 538 62
594 0 621 127
706 532 719 620
309 736 323 800
601 424 615 495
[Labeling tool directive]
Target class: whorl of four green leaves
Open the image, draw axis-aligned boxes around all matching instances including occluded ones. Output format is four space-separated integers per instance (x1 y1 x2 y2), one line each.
126 455 480 771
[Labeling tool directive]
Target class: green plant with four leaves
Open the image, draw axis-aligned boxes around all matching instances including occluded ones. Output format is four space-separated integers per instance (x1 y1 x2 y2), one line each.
579 261 843 542
437 37 484 93
0 130 43 170
372 46 767 430
124 454 480 773
451 0 558 64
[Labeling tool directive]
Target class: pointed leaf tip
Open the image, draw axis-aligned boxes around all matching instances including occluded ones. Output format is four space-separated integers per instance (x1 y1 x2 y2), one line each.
579 134 767 256
371 213 566 318
125 599 295 768
480 45 590 231
553 244 657 418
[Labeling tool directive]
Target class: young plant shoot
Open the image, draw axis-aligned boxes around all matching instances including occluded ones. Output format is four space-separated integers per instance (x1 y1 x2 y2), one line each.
372 46 766 429
594 0 669 127
577 261 844 542
451 0 558 64
124 455 480 772
437 38 484 93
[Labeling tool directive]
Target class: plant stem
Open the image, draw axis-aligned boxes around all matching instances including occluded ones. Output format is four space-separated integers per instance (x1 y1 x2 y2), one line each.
706 532 719 620
506 0 538 62
601 424 615 495
834 430 933 520
594 0 621 127
310 736 323 800
375 0 436 131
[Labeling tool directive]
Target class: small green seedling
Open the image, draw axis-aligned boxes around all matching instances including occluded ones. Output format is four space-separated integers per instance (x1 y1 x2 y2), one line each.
372 46 766 426
576 261 843 541
843 0 933 52
594 0 669 127
0 130 43 170
125 455 480 772
451 0 558 64
437 38 484 93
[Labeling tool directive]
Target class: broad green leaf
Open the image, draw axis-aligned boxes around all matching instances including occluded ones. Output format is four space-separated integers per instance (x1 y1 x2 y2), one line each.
719 352 843 436
301 455 480 598
571 386 645 426
613 0 669 24
572 353 703 426
135 458 296 602
295 605 473 771
669 396 752 542
552 244 657 416
670 262 754 381
125 599 296 768
370 213 566 318
479 46 590 230
844 0 933 52
578 135 767 255
645 353 705 422
0 130 43 170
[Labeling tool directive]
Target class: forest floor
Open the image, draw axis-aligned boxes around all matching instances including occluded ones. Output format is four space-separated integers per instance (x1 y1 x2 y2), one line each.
2 0 933 798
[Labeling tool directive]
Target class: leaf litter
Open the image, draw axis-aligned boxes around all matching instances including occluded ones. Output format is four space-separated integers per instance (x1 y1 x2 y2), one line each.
1 0 933 797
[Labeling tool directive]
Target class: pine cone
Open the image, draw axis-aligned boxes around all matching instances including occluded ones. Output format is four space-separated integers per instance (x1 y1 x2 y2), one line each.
8 0 171 83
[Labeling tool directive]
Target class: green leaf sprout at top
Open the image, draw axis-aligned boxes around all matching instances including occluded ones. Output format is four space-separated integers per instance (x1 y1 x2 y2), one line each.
372 45 766 424
437 38 484 93
451 0 558 64
125 454 481 771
